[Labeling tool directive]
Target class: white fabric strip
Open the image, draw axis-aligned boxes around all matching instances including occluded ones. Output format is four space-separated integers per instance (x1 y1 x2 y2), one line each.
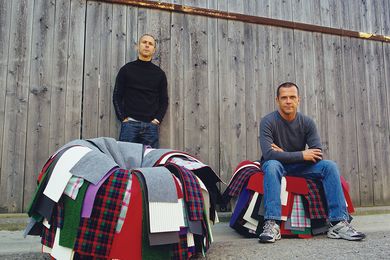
149 200 184 233
43 146 91 202
42 218 50 229
187 232 195 247
51 228 74 260
243 192 260 227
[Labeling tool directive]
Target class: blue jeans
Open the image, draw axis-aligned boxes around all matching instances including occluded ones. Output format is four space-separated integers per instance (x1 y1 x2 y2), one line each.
262 160 348 222
119 120 160 148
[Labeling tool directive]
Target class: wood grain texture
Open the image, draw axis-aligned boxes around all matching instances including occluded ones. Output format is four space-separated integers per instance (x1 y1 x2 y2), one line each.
110 4 127 137
0 0 12 204
182 0 209 160
207 0 220 174
0 0 34 213
48 0 70 154
82 1 101 139
24 0 55 211
1 0 390 211
97 3 113 137
64 0 85 143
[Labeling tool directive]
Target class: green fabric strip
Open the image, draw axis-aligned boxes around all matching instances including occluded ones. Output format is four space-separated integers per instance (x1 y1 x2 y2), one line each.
59 181 89 248
291 227 311 235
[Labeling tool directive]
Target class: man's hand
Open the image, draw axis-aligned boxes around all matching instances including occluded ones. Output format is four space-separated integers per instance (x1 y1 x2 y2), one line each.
271 143 284 152
302 149 323 163
151 118 160 125
122 117 129 123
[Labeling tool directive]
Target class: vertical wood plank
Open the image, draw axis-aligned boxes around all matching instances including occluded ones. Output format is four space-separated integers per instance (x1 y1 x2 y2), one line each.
322 0 342 162
252 1 273 161
381 0 390 204
110 4 127 138
339 36 361 204
382 40 390 204
154 12 172 148
82 1 101 139
125 6 138 63
311 33 328 154
217 0 229 183
181 0 208 160
223 0 246 178
292 0 316 24
24 0 55 210
337 3 360 204
292 0 317 119
0 0 34 213
270 0 295 110
0 0 12 197
97 3 113 137
64 0 86 143
182 15 208 158
351 39 373 206
322 34 343 164
363 0 388 205
271 0 292 21
49 0 70 154
207 0 220 174
369 41 390 205
243 17 258 161
168 10 185 150
255 23 274 159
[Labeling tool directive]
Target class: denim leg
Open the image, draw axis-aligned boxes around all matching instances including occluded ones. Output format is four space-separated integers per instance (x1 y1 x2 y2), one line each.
285 160 348 222
262 160 286 220
119 121 141 143
140 122 160 148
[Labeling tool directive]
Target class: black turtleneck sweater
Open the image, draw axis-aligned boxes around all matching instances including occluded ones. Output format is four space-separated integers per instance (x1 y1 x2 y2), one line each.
113 59 169 123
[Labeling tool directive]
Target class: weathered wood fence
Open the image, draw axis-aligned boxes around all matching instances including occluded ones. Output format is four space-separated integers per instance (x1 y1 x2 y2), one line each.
0 0 389 212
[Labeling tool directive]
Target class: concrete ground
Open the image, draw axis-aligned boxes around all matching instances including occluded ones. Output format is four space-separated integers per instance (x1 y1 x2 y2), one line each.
0 207 389 259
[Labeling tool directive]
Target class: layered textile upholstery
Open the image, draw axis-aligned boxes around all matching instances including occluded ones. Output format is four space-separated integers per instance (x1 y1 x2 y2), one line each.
25 137 222 259
225 160 355 238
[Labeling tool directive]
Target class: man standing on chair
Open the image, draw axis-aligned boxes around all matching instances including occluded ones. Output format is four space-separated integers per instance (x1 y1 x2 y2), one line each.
258 82 365 243
113 34 168 148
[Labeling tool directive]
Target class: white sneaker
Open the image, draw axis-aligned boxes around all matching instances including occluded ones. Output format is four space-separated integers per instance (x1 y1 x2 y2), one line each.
327 221 366 241
258 220 281 243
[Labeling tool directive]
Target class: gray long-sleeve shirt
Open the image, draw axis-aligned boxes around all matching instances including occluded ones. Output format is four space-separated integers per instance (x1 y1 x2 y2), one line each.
259 111 322 164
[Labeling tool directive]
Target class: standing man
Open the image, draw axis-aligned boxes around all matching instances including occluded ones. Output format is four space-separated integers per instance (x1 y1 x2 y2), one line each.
113 34 168 148
258 82 365 243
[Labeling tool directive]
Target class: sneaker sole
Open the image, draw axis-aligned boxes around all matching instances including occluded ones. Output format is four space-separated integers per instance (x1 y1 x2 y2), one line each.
327 232 365 241
259 234 281 243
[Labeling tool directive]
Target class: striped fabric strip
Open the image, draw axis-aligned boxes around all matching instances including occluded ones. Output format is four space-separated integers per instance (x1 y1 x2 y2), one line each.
63 176 84 200
291 195 311 228
115 175 132 233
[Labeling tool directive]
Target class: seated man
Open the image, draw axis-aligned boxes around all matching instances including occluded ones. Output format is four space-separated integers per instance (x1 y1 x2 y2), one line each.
258 82 365 243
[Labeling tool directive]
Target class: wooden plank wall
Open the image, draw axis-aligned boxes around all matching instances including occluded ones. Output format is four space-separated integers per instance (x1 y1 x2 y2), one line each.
0 0 389 212
0 0 86 212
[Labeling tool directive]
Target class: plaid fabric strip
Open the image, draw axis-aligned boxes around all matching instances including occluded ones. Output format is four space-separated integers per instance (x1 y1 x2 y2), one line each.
115 175 132 233
167 156 207 170
63 176 84 200
291 195 311 228
179 166 204 221
74 169 129 258
172 227 188 260
41 199 64 248
305 179 327 219
168 164 204 221
227 167 259 197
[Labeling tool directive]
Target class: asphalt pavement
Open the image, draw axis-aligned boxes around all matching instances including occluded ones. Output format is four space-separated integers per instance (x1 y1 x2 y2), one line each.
0 209 389 259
